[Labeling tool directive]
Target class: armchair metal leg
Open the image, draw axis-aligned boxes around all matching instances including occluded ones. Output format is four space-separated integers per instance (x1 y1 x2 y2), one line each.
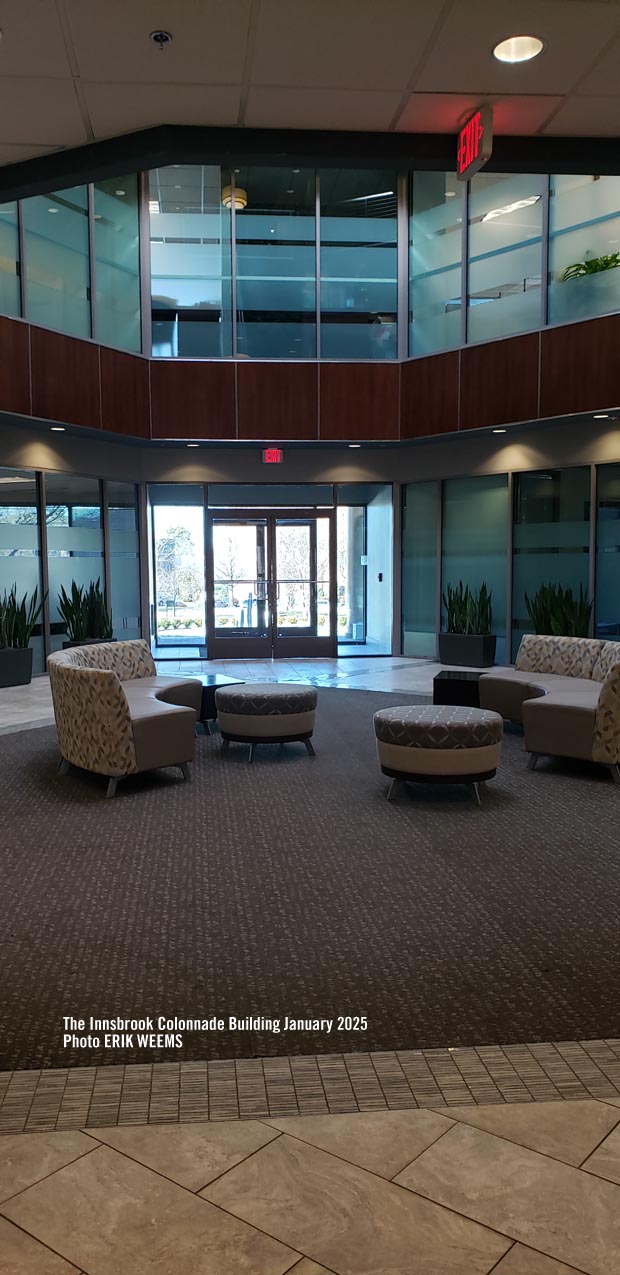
248 744 254 763
221 738 230 753
106 777 118 799
527 752 540 771
387 778 400 801
57 757 69 775
180 763 191 781
472 781 482 808
610 764 620 785
304 739 316 757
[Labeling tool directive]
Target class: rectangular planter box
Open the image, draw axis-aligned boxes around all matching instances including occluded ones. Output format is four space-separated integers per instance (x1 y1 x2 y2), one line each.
0 646 33 687
62 637 116 649
438 632 497 669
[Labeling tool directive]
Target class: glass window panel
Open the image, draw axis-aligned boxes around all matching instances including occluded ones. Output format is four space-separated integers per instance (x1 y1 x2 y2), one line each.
149 165 232 357
151 497 206 645
212 521 266 633
320 169 397 359
512 467 590 659
337 505 365 643
107 481 141 639
45 474 103 653
0 468 44 674
548 174 620 324
0 201 21 317
235 166 316 358
94 176 140 352
409 173 462 356
401 482 439 658
467 172 544 343
23 186 90 337
596 463 620 641
442 475 509 664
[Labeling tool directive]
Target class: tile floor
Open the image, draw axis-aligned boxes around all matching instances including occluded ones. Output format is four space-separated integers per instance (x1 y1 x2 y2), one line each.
2 1101 620 1273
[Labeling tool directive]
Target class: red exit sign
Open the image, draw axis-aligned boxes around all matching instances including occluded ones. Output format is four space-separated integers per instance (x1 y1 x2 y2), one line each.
457 106 493 181
262 447 284 464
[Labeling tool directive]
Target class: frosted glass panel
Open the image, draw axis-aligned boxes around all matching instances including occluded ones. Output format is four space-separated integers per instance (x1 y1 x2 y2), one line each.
320 170 397 359
442 475 508 663
548 174 620 324
409 173 462 356
23 186 90 337
94 176 140 352
468 172 544 343
596 464 620 640
46 475 103 653
402 482 439 657
512 468 590 659
0 202 20 317
108 481 140 639
0 469 44 673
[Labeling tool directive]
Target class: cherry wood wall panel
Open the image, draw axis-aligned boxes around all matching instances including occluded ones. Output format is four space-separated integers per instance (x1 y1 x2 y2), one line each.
100 348 150 438
459 333 540 431
319 363 400 440
237 362 318 440
401 351 459 438
150 360 236 439
540 314 620 419
30 327 101 429
0 317 31 416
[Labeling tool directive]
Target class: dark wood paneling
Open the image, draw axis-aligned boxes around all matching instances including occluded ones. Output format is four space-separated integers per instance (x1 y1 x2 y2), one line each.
459 333 539 430
0 316 31 416
150 359 236 439
237 362 318 440
319 363 399 440
100 348 150 438
401 351 459 438
540 314 620 418
30 327 101 429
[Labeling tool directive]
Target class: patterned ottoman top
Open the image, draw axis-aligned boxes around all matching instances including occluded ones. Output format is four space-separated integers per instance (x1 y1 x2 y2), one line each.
374 704 503 749
215 682 318 716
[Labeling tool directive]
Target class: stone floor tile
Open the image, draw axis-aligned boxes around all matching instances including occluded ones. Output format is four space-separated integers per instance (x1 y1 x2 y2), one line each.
437 1100 620 1166
288 1263 334 1275
582 1122 620 1185
0 1216 82 1274
91 1120 280 1189
600 1097 620 1109
1 1145 297 1275
266 1109 453 1179
493 1244 584 1273
0 1131 95 1204
202 1132 511 1274
395 1122 620 1275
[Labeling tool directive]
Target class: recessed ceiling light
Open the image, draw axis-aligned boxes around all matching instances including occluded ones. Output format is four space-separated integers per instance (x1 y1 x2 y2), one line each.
594 413 609 419
115 189 125 197
50 426 65 432
187 442 199 448
150 29 173 48
286 189 294 194
493 428 507 434
445 190 456 197
349 443 361 448
292 168 300 174
493 34 544 63
47 207 58 214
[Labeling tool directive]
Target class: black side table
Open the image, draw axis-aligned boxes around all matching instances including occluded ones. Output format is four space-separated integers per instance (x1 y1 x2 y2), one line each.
433 669 482 708
194 674 245 731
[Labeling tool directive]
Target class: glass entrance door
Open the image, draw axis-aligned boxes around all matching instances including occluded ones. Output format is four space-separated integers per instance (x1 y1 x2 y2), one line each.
206 510 336 659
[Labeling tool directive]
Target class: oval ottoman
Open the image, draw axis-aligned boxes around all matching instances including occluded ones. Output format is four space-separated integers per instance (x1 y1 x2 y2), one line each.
215 683 318 762
373 704 503 806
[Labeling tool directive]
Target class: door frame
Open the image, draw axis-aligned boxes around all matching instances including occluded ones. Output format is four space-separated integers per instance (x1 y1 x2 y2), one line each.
205 507 337 660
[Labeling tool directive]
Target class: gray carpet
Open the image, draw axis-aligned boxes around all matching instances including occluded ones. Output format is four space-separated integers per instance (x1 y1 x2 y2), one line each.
1 687 619 1071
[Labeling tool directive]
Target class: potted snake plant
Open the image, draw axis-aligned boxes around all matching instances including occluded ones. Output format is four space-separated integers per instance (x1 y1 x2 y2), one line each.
59 579 114 648
439 581 496 668
0 584 46 687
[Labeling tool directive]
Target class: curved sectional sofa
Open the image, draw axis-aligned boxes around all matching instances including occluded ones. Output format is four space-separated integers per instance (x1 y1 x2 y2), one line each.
479 634 620 782
47 639 202 796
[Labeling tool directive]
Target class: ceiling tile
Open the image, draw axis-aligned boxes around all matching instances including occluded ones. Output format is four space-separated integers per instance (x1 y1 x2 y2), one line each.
575 35 620 94
542 95 620 134
0 79 87 146
414 0 620 95
65 0 251 83
0 142 62 166
251 0 446 90
396 92 564 134
83 82 241 137
245 86 403 130
0 0 71 77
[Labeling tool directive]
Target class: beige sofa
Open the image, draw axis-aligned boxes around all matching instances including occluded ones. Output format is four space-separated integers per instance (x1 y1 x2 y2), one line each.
47 639 202 797
479 634 620 782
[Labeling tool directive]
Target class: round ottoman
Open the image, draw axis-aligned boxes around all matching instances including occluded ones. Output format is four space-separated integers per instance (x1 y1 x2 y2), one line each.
215 683 318 762
373 704 503 806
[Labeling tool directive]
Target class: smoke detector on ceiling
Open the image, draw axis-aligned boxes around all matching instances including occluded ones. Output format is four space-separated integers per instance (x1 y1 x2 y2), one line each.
150 30 173 49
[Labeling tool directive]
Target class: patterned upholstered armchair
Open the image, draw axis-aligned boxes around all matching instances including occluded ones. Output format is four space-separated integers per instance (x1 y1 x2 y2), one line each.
47 640 201 797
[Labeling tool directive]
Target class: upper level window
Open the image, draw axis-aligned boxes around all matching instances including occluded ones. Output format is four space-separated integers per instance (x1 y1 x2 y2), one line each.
409 172 462 357
22 186 90 338
93 176 140 353
0 202 20 318
467 171 544 343
319 170 397 360
548 174 620 325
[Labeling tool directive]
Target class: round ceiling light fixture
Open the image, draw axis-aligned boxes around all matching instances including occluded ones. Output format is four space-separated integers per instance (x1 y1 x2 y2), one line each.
493 34 544 63
150 29 173 49
222 185 248 210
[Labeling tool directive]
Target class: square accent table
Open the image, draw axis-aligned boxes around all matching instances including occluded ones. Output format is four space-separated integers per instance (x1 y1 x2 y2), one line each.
433 669 481 708
195 674 245 730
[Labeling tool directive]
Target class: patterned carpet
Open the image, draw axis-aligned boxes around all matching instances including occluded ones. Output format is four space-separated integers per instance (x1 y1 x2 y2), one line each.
1 687 619 1071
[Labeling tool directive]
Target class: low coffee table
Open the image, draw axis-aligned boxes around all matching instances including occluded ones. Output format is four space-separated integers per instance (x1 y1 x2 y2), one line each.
194 674 245 731
433 669 482 708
